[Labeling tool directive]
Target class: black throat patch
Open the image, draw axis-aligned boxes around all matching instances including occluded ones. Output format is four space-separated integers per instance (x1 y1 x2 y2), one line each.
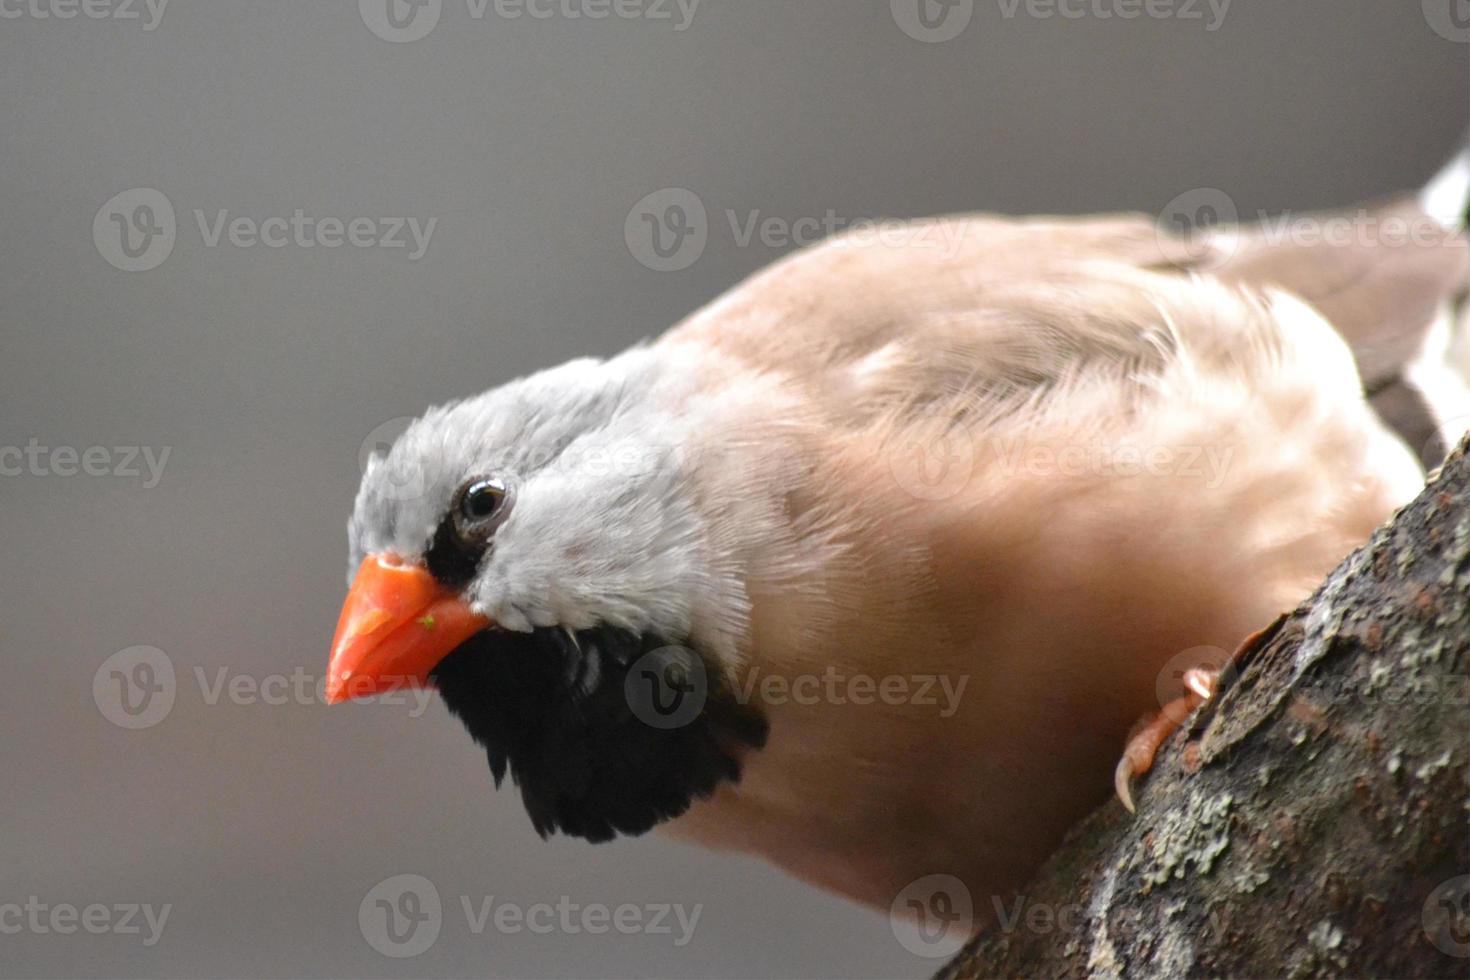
429 624 768 843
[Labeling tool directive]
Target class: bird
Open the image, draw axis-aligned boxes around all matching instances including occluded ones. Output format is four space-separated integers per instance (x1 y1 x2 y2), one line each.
326 135 1469 921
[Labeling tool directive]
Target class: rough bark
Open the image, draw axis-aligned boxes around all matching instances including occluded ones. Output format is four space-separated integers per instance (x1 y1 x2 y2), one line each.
940 439 1470 980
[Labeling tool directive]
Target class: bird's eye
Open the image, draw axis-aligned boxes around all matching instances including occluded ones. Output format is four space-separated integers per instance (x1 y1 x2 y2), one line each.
455 477 510 535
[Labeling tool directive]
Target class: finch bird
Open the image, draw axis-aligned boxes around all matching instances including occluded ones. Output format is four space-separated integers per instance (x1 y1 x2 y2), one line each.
327 135 1469 915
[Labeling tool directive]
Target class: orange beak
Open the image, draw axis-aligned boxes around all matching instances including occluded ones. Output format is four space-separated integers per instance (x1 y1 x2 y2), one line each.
326 554 491 704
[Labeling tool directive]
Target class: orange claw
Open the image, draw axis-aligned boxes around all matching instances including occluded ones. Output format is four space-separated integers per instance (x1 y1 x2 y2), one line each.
1113 617 1289 812
326 554 491 703
1113 674 1215 813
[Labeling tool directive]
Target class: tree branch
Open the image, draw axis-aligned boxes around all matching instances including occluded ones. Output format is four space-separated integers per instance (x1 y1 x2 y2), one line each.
940 439 1470 979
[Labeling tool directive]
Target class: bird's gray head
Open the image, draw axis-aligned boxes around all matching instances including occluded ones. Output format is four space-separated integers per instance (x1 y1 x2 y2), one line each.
328 348 768 842
348 351 709 636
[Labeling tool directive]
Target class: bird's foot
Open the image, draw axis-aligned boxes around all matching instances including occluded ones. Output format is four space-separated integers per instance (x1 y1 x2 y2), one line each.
1113 615 1288 812
1113 667 1218 813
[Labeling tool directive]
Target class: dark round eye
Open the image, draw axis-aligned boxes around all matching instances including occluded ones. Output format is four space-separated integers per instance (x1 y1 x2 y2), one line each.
456 477 509 528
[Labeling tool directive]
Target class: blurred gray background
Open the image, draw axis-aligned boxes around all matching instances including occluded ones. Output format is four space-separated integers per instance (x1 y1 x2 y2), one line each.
1 1 1465 976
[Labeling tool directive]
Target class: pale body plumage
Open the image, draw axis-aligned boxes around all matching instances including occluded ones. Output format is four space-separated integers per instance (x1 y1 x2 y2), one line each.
629 216 1425 907
346 156 1468 917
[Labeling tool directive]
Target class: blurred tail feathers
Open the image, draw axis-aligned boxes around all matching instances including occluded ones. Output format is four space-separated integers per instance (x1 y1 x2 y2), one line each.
1420 130 1470 231
1207 129 1470 469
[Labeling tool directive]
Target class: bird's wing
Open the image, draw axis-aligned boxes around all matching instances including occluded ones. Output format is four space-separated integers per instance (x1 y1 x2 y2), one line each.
666 182 1468 465
1206 190 1469 465
653 203 1430 690
664 212 1195 404
1210 194 1468 389
652 215 1426 906
647 154 1468 910
652 202 1449 909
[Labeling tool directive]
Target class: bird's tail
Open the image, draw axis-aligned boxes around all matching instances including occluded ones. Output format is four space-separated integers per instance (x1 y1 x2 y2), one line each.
1419 129 1470 232
1402 131 1470 467
1214 131 1470 469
